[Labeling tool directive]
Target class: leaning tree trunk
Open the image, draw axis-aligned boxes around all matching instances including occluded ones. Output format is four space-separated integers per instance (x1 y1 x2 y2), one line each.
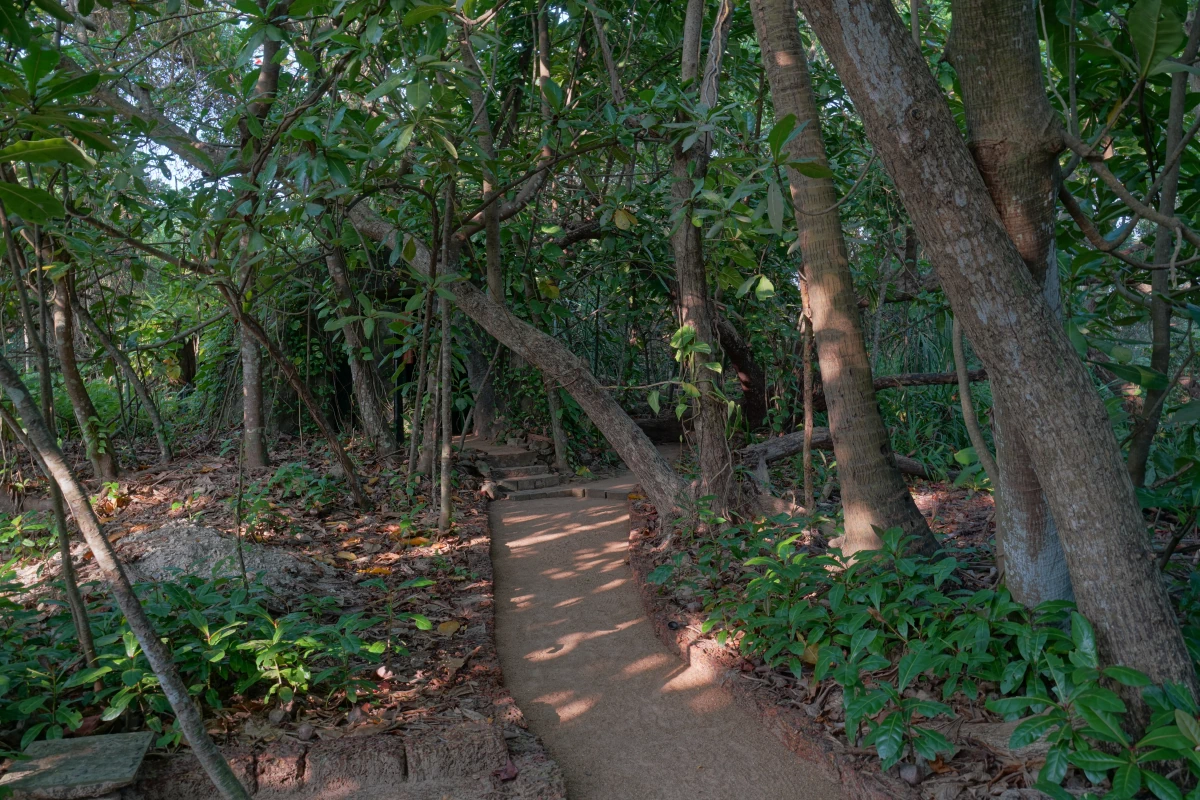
750 0 936 555
73 297 173 465
945 0 1074 606
796 0 1197 700
715 316 769 430
349 205 688 517
52 273 118 482
0 354 251 800
326 247 397 454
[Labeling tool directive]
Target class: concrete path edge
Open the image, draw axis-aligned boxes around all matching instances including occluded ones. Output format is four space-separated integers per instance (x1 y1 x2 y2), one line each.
625 494 920 800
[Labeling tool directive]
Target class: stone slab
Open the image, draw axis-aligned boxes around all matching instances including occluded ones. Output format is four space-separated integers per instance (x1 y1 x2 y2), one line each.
0 732 153 800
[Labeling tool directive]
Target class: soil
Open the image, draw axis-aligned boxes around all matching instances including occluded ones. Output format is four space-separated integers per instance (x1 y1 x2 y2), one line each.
2 435 566 799
490 472 841 800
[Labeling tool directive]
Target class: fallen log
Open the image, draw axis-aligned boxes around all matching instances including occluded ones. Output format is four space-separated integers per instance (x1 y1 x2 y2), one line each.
738 429 951 481
811 368 987 412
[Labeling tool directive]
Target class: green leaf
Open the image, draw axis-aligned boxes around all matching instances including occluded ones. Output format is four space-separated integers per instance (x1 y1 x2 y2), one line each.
1009 714 1058 749
1143 769 1184 800
0 182 65 223
869 712 906 762
1170 401 1200 424
767 181 784 232
1176 709 1200 745
1105 665 1153 687
791 160 834 179
1039 743 1069 784
1067 748 1126 771
647 564 674 584
735 274 757 298
766 113 796 159
0 0 31 47
755 275 775 301
1110 764 1142 799
1098 361 1169 391
0 138 95 168
1070 611 1098 667
897 644 932 691
648 389 660 416
1128 0 1185 76
402 4 452 26
1137 725 1192 750
365 73 405 102
31 0 74 23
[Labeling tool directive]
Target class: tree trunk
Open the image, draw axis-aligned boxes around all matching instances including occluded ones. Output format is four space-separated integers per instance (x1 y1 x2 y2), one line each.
438 292 453 534
750 0 935 555
52 273 118 482
671 0 736 512
796 0 1196 697
715 316 768 430
1125 18 1200 486
325 247 397 454
0 354 251 800
544 377 570 472
349 205 688 518
945 0 1073 606
239 319 268 468
73 297 173 465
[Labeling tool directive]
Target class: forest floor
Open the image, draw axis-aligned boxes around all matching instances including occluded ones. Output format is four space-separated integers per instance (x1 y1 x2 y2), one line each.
3 434 567 798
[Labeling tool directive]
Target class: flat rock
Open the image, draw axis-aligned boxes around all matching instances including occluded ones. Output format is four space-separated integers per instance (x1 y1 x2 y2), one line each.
0 732 152 800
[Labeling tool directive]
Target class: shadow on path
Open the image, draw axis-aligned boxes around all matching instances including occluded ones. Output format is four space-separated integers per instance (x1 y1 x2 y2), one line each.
491 476 840 800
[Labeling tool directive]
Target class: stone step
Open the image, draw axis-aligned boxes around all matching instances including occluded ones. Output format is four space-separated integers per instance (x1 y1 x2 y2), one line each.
498 474 562 492
478 448 540 468
502 486 585 502
491 464 549 479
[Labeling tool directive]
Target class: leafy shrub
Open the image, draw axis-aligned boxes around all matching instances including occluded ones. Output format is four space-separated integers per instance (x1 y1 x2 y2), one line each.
660 515 1200 797
0 562 427 751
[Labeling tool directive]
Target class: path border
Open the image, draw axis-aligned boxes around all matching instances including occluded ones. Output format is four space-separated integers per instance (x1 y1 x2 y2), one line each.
625 494 920 800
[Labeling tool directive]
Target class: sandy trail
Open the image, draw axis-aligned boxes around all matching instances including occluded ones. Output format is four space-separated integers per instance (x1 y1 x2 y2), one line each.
491 474 841 800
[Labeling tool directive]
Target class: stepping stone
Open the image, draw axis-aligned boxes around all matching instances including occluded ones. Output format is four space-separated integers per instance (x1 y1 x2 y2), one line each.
0 732 153 799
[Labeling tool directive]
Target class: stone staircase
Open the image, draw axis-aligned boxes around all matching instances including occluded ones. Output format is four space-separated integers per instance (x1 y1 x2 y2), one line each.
459 437 569 501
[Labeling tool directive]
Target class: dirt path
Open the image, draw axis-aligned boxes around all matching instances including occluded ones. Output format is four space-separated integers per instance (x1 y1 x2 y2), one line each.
491 474 841 800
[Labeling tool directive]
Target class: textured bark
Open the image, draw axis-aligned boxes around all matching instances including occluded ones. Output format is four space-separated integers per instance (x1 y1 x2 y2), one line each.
73 298 173 464
716 316 768 429
946 0 1072 606
797 0 1195 695
1126 18 1200 486
438 293 453 534
811 368 987 412
750 0 935 555
0 354 250 800
349 205 688 517
326 247 397 454
671 0 736 510
53 274 118 482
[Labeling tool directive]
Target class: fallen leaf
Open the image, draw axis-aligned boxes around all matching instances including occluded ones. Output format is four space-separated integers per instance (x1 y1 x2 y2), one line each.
358 566 392 575
403 536 431 547
492 757 519 782
336 551 357 561
437 620 461 635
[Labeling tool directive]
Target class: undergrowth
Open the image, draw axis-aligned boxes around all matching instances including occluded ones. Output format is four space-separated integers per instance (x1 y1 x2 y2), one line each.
652 514 1200 799
0 563 430 754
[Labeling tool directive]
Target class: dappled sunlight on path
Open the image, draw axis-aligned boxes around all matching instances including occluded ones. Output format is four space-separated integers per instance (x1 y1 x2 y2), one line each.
491 476 840 800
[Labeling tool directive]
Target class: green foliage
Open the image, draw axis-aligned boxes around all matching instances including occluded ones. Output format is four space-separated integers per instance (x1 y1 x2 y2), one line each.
665 516 1200 794
0 563 400 750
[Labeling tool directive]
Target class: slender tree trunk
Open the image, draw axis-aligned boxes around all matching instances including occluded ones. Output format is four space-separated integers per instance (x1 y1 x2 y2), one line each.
671 0 737 511
239 318 268 468
52 273 118 482
801 284 815 513
406 243 439 479
217 285 369 509
438 293 453 534
716 316 768 430
325 247 397 454
73 297 172 464
1126 17 1200 486
945 0 1073 606
952 317 998 485
0 354 250 800
545 378 570 472
750 0 935 554
796 0 1196 699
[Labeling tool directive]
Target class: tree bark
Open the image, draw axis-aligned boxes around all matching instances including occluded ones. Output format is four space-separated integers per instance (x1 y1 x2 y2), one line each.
238 266 268 469
0 354 250 800
750 0 935 554
73 297 173 465
325 247 397 454
671 0 737 511
52 273 118 482
350 205 688 517
945 0 1072 606
797 0 1195 697
715 316 768 429
740 428 941 480
438 292 453 534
